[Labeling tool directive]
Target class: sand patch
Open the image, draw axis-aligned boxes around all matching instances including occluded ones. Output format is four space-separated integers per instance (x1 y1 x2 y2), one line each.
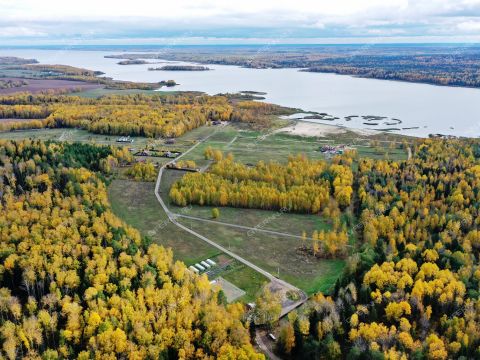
276 121 379 137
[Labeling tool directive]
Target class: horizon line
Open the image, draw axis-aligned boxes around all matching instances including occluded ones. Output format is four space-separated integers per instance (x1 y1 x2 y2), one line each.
1 42 480 48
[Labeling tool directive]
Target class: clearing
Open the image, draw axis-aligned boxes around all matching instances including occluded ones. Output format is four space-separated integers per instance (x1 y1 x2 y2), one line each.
108 180 269 301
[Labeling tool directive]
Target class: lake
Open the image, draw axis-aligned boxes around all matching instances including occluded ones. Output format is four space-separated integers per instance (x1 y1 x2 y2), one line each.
1 48 479 137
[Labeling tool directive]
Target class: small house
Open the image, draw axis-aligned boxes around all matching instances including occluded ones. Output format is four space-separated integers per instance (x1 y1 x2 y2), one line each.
117 136 134 143
165 151 178 158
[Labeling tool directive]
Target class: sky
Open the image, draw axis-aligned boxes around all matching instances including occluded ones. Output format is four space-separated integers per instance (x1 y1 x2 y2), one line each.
1 0 480 45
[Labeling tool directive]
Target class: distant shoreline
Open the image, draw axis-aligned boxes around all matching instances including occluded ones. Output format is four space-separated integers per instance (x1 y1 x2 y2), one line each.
148 65 211 71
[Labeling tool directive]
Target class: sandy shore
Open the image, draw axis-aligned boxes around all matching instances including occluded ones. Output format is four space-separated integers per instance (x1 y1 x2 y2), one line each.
276 121 379 137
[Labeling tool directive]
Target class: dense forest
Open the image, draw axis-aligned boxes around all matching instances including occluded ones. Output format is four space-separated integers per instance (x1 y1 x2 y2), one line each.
0 93 232 137
170 152 354 213
0 93 283 136
274 140 480 359
0 140 263 359
303 54 480 88
2 121 480 359
169 139 480 359
148 66 211 72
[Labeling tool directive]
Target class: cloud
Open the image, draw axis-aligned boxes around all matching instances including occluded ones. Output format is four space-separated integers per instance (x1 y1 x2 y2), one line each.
458 20 480 31
0 26 46 37
0 0 480 43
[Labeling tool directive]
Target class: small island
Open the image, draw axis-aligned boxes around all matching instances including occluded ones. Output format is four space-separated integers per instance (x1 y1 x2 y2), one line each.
148 65 211 71
240 90 267 95
118 60 150 65
159 80 177 87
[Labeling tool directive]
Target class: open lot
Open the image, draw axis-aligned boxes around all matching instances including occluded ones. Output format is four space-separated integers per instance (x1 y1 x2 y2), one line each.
0 117 408 164
108 180 268 301
111 178 341 296
0 128 151 147
172 122 409 166
213 277 246 303
109 180 219 264
0 125 214 154
176 214 345 295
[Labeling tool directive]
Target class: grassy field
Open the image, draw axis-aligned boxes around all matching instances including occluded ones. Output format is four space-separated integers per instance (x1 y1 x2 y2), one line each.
173 123 408 166
177 216 344 295
159 167 349 294
211 255 269 302
0 128 152 147
355 144 408 160
109 178 342 296
222 264 269 302
0 119 408 164
108 179 268 301
0 125 217 167
177 127 329 166
108 180 219 264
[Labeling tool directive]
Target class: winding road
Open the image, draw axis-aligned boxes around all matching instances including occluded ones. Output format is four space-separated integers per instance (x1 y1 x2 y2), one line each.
151 129 408 359
153 128 308 317
153 128 308 359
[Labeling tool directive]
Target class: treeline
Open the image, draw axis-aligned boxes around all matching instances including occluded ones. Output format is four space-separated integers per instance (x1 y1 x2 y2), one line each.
125 161 157 181
0 93 233 137
15 64 104 77
149 65 211 71
0 104 50 118
301 228 350 259
275 139 480 359
230 101 287 129
0 79 28 89
0 93 283 137
170 153 353 213
0 139 262 359
304 54 480 88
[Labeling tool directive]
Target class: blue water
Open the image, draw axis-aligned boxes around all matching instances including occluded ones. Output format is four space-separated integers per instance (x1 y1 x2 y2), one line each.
1 49 479 137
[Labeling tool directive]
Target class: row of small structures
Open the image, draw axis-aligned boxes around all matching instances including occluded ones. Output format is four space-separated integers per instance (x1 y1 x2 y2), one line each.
117 136 177 145
135 149 181 158
188 258 216 274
